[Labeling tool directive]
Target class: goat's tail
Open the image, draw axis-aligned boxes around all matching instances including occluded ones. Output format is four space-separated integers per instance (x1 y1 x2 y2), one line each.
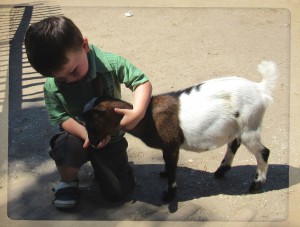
257 60 278 104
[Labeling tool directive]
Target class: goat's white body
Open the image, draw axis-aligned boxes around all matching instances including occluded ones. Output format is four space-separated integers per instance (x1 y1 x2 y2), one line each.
178 61 278 151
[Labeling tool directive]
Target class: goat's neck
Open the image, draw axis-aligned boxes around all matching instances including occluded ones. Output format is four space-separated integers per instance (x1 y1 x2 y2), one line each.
112 99 152 135
111 98 160 147
128 109 152 137
127 100 161 148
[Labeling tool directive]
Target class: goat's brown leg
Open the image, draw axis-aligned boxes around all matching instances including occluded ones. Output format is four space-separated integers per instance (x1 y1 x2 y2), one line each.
161 147 179 202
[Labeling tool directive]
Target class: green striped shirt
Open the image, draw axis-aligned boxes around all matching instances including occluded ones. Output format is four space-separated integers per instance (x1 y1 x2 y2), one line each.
44 44 149 133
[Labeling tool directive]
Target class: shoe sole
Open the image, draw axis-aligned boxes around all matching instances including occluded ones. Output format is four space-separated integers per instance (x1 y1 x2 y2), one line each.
53 200 78 209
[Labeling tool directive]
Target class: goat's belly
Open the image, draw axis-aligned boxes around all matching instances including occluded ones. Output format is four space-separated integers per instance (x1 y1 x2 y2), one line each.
178 92 238 152
180 134 236 152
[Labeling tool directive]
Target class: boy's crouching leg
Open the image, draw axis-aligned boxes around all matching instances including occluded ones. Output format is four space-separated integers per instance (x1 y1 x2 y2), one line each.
89 138 136 201
89 152 123 201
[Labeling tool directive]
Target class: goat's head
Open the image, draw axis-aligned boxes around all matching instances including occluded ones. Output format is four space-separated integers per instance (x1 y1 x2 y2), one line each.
82 106 123 146
82 96 132 146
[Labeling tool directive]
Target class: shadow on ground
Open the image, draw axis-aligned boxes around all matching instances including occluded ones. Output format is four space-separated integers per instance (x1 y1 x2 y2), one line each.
8 162 293 220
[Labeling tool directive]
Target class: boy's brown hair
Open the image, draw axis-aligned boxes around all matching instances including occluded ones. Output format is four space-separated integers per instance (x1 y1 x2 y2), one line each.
24 16 84 77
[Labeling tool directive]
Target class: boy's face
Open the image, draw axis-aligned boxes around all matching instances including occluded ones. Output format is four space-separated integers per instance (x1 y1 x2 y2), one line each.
54 38 90 84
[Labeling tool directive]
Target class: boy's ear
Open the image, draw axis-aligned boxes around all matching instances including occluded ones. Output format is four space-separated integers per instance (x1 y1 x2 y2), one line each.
83 38 90 52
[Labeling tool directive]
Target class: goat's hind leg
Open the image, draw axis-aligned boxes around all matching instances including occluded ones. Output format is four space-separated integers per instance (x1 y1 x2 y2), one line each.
242 129 270 193
248 146 270 193
214 138 241 179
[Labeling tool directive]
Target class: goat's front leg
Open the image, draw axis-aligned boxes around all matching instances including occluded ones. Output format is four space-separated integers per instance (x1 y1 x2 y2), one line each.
161 147 179 202
159 166 167 178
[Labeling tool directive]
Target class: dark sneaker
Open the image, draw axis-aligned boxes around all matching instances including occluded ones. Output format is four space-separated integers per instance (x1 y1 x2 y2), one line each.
52 181 79 209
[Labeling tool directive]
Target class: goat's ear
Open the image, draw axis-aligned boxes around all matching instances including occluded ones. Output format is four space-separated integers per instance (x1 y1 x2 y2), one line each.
94 106 106 113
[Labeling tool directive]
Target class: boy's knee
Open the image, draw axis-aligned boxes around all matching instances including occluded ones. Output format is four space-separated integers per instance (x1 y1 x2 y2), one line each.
49 131 88 168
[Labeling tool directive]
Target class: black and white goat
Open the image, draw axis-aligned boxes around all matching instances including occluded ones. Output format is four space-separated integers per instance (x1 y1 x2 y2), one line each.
82 61 278 201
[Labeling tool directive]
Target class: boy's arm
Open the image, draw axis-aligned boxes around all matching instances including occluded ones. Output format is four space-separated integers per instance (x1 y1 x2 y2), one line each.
61 118 111 149
114 81 152 130
61 118 87 141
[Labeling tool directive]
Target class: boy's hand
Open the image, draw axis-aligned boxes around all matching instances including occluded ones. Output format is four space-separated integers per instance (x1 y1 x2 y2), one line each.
115 81 151 131
83 135 111 149
114 108 144 131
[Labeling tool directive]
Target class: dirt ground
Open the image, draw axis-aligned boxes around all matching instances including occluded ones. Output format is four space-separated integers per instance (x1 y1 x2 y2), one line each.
1 1 300 227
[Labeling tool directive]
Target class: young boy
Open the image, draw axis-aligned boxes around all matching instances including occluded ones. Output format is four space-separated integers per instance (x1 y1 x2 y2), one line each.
24 16 152 209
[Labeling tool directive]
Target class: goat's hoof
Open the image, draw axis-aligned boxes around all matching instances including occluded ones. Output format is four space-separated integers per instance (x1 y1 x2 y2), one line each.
214 165 231 179
214 170 225 179
159 171 167 178
161 190 176 202
249 181 263 194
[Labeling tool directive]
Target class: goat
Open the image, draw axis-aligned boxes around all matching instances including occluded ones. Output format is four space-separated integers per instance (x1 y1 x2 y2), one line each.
82 61 278 202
